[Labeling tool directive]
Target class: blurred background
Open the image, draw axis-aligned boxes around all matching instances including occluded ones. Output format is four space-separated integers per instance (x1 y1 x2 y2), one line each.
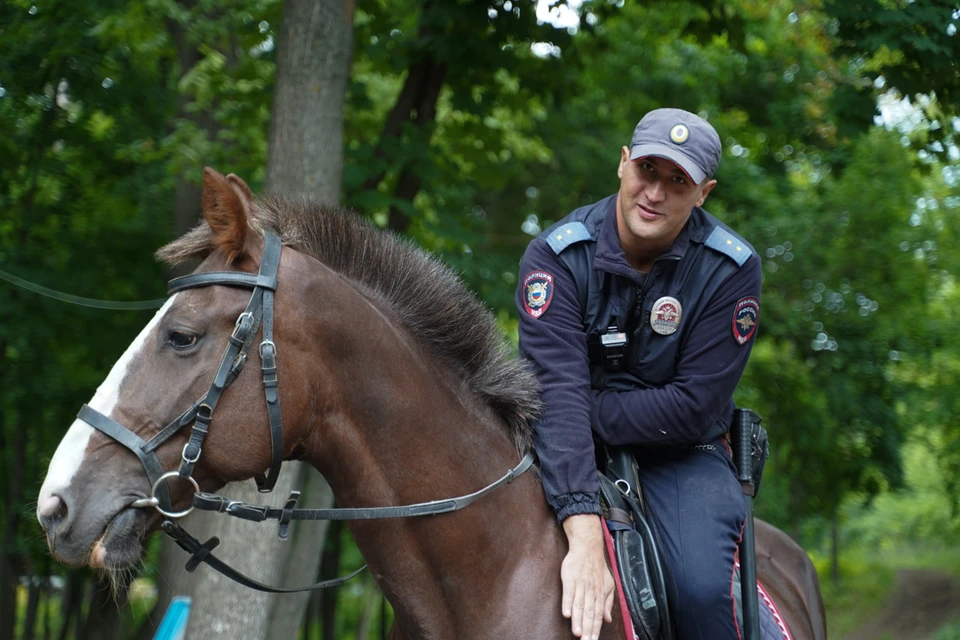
2 0 959 638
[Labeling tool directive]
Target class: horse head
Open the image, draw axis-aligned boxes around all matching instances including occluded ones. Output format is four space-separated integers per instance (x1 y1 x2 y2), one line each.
36 168 318 571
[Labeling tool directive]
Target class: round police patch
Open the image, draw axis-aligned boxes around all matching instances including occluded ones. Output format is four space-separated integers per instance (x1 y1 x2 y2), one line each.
733 297 760 345
650 296 682 335
523 271 555 319
670 124 689 144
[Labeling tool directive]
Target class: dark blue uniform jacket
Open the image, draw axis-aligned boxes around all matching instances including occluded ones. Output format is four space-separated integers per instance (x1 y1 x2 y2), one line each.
516 194 762 522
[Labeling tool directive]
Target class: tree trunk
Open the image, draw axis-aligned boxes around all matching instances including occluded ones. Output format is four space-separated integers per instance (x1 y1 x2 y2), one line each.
149 2 354 639
831 511 840 588
0 412 26 640
168 7 219 238
320 520 343 640
355 577 380 640
265 0 354 198
263 2 354 636
82 577 124 640
56 574 81 640
20 579 41 640
42 585 51 640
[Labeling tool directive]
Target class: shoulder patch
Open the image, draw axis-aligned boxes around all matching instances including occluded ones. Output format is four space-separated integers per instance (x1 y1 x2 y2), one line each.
705 227 751 267
522 271 555 319
733 296 759 345
545 222 592 255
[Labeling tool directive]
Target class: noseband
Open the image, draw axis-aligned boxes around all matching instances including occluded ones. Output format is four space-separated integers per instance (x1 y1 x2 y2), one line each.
76 229 534 593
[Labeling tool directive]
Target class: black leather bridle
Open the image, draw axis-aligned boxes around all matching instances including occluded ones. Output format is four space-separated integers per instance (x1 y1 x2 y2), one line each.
76 229 534 593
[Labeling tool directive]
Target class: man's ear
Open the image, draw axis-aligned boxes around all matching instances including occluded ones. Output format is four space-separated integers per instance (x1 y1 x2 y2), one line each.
618 146 630 180
696 179 717 207
202 167 249 265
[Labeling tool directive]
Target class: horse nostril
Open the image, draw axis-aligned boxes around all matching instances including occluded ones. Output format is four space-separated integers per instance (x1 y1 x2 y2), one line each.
38 495 69 533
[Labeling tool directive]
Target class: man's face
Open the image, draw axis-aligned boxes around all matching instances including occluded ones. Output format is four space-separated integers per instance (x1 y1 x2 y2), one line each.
616 148 716 259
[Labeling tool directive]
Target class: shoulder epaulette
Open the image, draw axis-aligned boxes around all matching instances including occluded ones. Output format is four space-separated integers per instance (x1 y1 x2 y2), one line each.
704 226 751 267
545 222 593 255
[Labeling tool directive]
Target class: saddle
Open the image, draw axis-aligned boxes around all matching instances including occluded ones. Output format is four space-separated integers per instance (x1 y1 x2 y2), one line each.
599 412 772 640
598 447 675 640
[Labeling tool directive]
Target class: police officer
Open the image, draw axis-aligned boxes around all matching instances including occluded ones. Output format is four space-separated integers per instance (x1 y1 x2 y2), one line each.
517 108 761 640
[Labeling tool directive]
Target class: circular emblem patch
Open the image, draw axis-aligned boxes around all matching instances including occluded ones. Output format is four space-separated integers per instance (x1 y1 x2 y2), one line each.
670 124 689 144
523 271 555 319
733 297 760 345
650 296 682 335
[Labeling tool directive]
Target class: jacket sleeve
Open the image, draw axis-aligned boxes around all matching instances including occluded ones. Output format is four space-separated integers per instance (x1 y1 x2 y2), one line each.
591 254 762 447
517 239 602 523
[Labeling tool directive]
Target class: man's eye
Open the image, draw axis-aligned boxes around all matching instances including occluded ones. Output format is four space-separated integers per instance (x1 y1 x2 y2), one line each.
169 331 198 349
673 176 687 185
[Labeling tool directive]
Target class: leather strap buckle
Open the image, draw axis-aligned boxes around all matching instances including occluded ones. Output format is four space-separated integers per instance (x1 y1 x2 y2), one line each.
226 502 270 522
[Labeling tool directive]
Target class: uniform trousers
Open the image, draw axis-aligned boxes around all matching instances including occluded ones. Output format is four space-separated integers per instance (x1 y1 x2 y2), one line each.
633 437 747 640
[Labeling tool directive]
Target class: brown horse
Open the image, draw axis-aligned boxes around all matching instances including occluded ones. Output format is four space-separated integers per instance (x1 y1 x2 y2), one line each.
37 168 825 640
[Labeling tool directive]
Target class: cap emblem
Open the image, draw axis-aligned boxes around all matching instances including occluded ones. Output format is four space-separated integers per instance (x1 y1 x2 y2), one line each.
650 296 682 335
670 124 689 144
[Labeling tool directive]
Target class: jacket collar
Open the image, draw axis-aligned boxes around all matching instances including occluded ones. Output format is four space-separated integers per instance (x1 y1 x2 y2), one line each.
593 195 707 282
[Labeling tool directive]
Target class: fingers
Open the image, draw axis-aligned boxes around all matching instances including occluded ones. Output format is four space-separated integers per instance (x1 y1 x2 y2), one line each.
604 582 615 623
580 587 603 639
571 581 585 636
565 574 610 639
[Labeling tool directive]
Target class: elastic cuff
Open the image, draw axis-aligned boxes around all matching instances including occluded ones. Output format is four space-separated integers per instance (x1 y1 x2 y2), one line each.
554 492 602 524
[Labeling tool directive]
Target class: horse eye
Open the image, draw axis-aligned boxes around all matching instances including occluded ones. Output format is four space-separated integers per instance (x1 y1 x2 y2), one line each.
168 331 198 350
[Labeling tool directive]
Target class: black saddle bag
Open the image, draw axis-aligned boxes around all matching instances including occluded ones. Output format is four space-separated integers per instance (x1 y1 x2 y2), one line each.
599 447 675 640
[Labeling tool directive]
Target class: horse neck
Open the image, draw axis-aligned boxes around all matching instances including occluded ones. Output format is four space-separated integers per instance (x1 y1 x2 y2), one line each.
289 265 564 637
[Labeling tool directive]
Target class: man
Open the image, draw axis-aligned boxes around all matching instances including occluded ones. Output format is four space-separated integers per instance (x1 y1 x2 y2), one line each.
517 108 761 640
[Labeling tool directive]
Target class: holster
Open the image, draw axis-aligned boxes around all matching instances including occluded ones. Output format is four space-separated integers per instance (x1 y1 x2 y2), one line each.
730 408 769 498
598 447 675 640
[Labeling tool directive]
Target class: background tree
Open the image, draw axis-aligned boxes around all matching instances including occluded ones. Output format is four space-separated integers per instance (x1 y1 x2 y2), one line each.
3 0 960 638
149 2 354 640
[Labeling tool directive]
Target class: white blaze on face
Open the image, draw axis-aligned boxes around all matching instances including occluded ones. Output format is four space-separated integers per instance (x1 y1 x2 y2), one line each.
37 296 178 515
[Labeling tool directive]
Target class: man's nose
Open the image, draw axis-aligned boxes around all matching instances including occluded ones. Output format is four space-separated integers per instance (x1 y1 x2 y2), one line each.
646 179 666 203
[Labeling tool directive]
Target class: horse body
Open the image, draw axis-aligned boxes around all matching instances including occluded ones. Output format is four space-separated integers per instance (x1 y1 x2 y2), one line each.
36 168 817 640
288 248 597 638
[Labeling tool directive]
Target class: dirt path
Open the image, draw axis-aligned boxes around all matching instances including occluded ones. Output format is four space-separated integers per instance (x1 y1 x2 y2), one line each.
845 568 960 640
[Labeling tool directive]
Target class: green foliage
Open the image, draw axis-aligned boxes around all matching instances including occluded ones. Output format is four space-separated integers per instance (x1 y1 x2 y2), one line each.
3 0 960 636
814 552 894 638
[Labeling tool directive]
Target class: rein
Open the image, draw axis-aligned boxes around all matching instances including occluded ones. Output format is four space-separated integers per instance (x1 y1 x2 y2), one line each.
0 266 166 310
76 229 535 593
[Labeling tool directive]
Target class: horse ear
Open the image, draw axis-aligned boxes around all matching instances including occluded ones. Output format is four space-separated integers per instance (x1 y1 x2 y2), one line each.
202 167 248 264
226 173 255 202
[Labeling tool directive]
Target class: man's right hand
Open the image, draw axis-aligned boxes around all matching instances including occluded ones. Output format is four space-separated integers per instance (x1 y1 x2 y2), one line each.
560 514 615 640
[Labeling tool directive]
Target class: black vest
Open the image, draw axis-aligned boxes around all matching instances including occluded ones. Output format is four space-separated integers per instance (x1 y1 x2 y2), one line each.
538 195 756 442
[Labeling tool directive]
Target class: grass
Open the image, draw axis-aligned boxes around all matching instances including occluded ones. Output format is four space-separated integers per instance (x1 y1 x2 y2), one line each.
812 546 960 639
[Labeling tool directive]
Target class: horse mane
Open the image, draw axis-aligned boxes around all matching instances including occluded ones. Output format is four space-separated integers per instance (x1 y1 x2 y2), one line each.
157 194 542 455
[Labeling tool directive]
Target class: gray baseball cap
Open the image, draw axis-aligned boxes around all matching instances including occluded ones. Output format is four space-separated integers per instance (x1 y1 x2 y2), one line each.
629 108 722 184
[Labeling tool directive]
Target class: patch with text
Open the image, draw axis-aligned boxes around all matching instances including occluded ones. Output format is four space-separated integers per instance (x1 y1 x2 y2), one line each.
733 296 760 345
523 271 555 319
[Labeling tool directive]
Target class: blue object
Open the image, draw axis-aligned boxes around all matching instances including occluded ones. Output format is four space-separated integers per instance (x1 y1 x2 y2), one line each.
153 596 192 640
545 222 592 254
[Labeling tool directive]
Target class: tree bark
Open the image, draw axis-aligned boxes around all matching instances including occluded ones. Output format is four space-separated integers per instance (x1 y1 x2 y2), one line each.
149 2 354 639
320 520 343 640
265 0 355 199
0 409 26 640
20 579 41 640
831 511 840 587
263 2 354 636
356 576 380 640
56 574 81 640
